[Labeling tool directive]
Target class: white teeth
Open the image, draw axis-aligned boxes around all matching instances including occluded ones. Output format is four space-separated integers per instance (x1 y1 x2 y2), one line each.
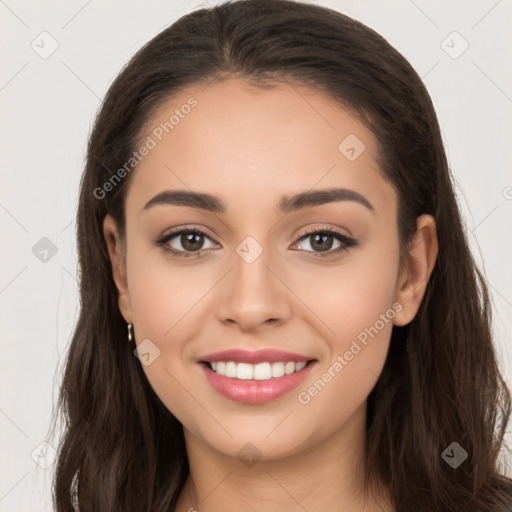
271 362 285 378
254 362 272 380
284 362 295 375
236 363 254 380
295 361 307 371
208 360 309 380
225 361 237 378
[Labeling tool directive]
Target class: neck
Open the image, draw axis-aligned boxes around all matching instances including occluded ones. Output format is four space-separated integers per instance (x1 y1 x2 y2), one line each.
175 403 394 512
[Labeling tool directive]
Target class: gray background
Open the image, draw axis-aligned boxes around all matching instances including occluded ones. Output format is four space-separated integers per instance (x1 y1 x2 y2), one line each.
1 0 511 510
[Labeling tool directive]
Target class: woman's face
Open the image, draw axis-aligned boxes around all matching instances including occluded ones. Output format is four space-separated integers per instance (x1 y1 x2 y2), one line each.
105 77 427 461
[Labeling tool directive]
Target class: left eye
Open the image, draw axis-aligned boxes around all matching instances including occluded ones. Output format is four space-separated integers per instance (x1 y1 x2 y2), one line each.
292 228 357 257
295 231 347 253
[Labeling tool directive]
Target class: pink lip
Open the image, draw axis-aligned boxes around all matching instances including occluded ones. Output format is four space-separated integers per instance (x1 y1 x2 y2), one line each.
199 348 313 364
199 360 317 404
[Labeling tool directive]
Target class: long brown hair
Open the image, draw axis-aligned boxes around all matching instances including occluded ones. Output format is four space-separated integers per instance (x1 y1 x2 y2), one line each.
49 1 512 510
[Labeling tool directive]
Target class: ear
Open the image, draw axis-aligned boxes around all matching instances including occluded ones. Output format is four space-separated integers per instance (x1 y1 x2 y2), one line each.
103 214 133 323
393 214 438 326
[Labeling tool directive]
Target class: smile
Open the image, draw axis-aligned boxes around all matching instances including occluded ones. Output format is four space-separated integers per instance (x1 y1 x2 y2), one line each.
207 360 308 380
197 349 318 404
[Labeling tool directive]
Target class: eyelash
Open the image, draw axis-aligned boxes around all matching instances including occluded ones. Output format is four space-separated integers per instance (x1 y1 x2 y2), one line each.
153 225 358 259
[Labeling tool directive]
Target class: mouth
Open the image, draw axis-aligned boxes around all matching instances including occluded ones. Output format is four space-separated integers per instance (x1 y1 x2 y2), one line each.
198 354 318 404
200 359 316 380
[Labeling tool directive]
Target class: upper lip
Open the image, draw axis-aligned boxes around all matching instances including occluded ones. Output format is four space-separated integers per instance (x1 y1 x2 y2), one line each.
199 349 316 364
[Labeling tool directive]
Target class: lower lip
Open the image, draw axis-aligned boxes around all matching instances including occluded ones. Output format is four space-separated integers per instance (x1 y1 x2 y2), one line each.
200 361 317 404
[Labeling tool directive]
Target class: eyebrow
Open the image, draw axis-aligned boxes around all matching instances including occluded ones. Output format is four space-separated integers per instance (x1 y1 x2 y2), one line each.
143 188 375 214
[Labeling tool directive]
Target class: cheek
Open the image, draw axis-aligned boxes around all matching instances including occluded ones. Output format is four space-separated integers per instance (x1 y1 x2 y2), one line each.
124 249 207 425
291 231 400 354
126 243 215 342
293 234 399 417
125 246 220 418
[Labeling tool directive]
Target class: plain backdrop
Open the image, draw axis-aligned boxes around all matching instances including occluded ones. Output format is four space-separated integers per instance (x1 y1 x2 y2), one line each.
1 1 511 510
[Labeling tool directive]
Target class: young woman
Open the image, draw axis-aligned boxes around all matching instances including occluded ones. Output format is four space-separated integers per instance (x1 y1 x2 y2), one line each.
49 0 512 510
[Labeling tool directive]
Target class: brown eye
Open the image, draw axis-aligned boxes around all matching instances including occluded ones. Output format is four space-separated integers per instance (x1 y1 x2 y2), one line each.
155 228 218 258
294 228 357 258
179 232 205 252
308 233 335 252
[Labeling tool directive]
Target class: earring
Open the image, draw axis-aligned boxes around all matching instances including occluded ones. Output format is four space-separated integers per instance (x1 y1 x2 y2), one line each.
127 323 133 343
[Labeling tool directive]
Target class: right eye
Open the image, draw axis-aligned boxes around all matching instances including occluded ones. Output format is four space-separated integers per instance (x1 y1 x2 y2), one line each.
154 227 219 258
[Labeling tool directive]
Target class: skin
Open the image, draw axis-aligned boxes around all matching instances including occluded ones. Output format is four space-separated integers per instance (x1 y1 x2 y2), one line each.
104 77 438 511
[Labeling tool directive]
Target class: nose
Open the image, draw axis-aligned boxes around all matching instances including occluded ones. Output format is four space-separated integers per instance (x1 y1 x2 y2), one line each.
215 242 293 332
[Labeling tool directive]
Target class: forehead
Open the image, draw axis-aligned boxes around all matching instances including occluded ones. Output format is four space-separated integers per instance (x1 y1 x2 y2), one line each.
126 77 396 216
